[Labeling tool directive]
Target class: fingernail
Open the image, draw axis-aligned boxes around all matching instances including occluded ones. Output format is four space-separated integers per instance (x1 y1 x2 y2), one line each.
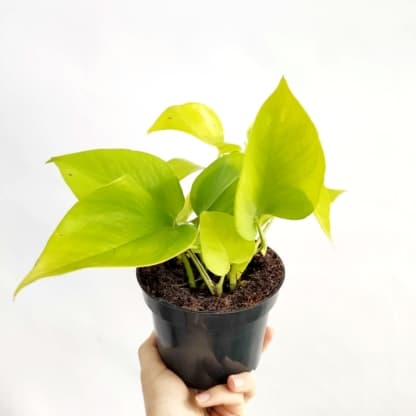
232 375 244 389
195 392 210 403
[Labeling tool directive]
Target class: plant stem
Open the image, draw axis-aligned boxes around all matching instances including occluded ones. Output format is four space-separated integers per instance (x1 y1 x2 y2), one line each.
256 218 272 255
216 275 226 297
262 218 273 236
180 254 196 289
187 251 216 296
228 264 240 291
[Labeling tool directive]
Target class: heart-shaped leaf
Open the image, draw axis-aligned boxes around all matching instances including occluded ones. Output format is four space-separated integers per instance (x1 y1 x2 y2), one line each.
314 186 344 238
49 149 184 217
236 77 326 239
218 143 242 154
167 158 202 180
199 211 255 276
148 102 224 147
14 175 197 296
176 193 193 223
191 152 243 215
148 102 240 154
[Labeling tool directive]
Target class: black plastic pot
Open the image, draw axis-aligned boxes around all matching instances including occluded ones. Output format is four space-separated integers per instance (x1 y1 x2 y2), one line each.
136 265 284 390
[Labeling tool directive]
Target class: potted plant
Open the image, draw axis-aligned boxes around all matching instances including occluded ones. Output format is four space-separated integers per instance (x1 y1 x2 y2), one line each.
14 77 343 389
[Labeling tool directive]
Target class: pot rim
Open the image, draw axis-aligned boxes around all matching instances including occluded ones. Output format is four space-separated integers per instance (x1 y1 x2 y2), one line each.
136 257 285 317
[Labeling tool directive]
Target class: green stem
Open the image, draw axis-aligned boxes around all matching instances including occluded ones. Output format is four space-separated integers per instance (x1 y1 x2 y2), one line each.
228 264 240 291
262 218 273 235
180 254 196 289
256 218 273 255
216 275 226 297
187 251 216 296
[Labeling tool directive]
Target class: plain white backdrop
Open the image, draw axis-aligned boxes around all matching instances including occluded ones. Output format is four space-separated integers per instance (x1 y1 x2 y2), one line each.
1 0 415 414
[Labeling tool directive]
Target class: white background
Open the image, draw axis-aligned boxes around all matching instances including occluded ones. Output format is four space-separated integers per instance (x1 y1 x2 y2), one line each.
1 0 415 414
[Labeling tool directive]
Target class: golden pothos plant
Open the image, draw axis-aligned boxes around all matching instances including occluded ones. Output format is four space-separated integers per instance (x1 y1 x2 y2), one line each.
14 77 343 298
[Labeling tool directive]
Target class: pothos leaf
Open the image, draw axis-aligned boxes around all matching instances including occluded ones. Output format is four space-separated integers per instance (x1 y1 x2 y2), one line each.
218 143 242 154
49 149 184 217
14 175 197 296
176 193 193 223
190 152 243 215
235 77 326 240
148 102 224 147
199 211 256 276
167 158 202 180
314 186 344 238
147 102 240 154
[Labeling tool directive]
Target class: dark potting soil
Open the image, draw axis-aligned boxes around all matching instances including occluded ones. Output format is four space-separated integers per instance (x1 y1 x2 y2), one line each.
137 248 285 312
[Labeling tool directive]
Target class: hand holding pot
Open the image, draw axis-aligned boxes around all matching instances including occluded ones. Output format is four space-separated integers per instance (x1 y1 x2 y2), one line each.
138 327 273 416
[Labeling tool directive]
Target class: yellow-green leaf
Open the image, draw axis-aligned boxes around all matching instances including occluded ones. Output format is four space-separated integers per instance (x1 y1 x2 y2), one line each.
314 186 344 238
176 193 193 223
14 176 197 296
218 143 242 154
235 77 326 240
167 158 202 180
148 102 224 149
191 152 243 215
49 149 184 217
199 211 256 276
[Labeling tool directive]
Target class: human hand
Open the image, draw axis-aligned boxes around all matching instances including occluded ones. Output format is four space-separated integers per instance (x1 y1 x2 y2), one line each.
138 326 273 416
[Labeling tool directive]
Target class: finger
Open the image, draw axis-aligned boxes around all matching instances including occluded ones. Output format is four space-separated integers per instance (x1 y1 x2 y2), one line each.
227 371 256 400
211 405 240 416
195 385 244 408
207 409 222 416
138 333 165 374
207 409 223 416
262 326 274 352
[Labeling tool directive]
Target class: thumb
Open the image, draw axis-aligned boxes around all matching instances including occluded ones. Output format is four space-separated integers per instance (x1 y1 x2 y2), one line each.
138 333 166 374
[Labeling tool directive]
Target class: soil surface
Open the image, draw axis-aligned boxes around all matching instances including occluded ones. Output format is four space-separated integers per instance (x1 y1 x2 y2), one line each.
137 248 285 312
